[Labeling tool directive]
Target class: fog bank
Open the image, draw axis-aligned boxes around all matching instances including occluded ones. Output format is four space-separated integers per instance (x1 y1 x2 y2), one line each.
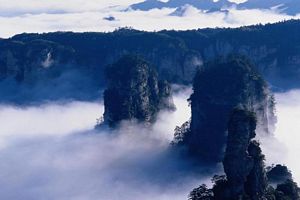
272 90 300 184
0 87 216 200
1 87 299 199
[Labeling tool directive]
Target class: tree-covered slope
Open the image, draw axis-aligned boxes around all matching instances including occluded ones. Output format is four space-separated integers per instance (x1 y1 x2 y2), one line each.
1 20 300 103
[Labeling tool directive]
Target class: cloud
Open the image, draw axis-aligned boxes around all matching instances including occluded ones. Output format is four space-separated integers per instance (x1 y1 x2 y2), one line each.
0 82 299 199
0 101 102 138
0 86 217 200
272 90 300 183
0 0 144 15
228 0 248 3
260 90 300 185
0 2 300 38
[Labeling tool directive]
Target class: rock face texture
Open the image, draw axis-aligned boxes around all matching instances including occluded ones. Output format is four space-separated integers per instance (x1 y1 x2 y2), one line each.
177 56 276 162
189 109 300 200
102 55 175 127
223 109 267 200
245 140 268 199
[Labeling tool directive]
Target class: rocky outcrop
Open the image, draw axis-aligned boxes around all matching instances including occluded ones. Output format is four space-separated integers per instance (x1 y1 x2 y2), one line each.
101 55 175 127
245 140 268 199
222 109 267 200
175 56 276 162
0 39 75 82
189 109 299 200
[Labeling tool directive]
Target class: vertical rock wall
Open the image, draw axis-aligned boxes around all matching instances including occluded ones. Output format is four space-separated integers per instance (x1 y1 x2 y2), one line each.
178 56 276 162
102 55 175 127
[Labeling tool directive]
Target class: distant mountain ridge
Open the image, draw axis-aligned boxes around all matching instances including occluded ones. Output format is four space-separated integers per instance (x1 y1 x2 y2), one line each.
131 0 236 12
1 20 300 103
131 0 300 15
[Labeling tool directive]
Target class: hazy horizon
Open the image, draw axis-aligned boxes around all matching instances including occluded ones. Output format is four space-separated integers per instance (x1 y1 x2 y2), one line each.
1 0 300 38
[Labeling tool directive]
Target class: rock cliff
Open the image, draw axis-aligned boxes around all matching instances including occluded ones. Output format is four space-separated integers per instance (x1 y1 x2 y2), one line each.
101 55 175 127
223 109 267 200
175 56 276 162
189 109 299 200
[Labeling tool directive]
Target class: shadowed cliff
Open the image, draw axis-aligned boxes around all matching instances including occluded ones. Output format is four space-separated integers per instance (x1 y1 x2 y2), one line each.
99 55 175 128
173 56 276 162
189 109 299 200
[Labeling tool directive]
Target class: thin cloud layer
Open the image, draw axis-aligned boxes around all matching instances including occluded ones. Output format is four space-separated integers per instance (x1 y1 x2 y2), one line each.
0 2 300 38
0 0 143 15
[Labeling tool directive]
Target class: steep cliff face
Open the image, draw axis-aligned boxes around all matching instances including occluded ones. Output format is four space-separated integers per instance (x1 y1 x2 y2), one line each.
189 109 299 200
10 30 202 85
0 31 201 103
0 39 75 82
245 140 268 199
223 109 267 200
177 56 276 162
101 55 175 127
0 39 103 103
201 41 300 89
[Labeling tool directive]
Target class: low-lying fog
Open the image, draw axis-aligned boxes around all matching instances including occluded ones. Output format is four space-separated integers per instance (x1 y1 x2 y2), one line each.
0 87 215 200
272 90 300 182
0 88 298 199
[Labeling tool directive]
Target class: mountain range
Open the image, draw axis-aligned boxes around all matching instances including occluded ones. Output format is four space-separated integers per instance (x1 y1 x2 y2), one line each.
1 19 300 103
131 0 300 15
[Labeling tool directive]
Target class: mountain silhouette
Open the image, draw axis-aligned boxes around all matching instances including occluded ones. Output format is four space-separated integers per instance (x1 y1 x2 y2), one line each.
130 0 300 15
131 0 236 11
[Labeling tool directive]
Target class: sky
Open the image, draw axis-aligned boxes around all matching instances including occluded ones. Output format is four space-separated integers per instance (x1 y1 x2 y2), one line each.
0 0 300 38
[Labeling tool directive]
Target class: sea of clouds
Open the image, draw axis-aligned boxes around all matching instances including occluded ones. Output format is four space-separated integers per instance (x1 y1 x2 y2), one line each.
0 0 300 38
0 87 216 200
0 86 299 199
